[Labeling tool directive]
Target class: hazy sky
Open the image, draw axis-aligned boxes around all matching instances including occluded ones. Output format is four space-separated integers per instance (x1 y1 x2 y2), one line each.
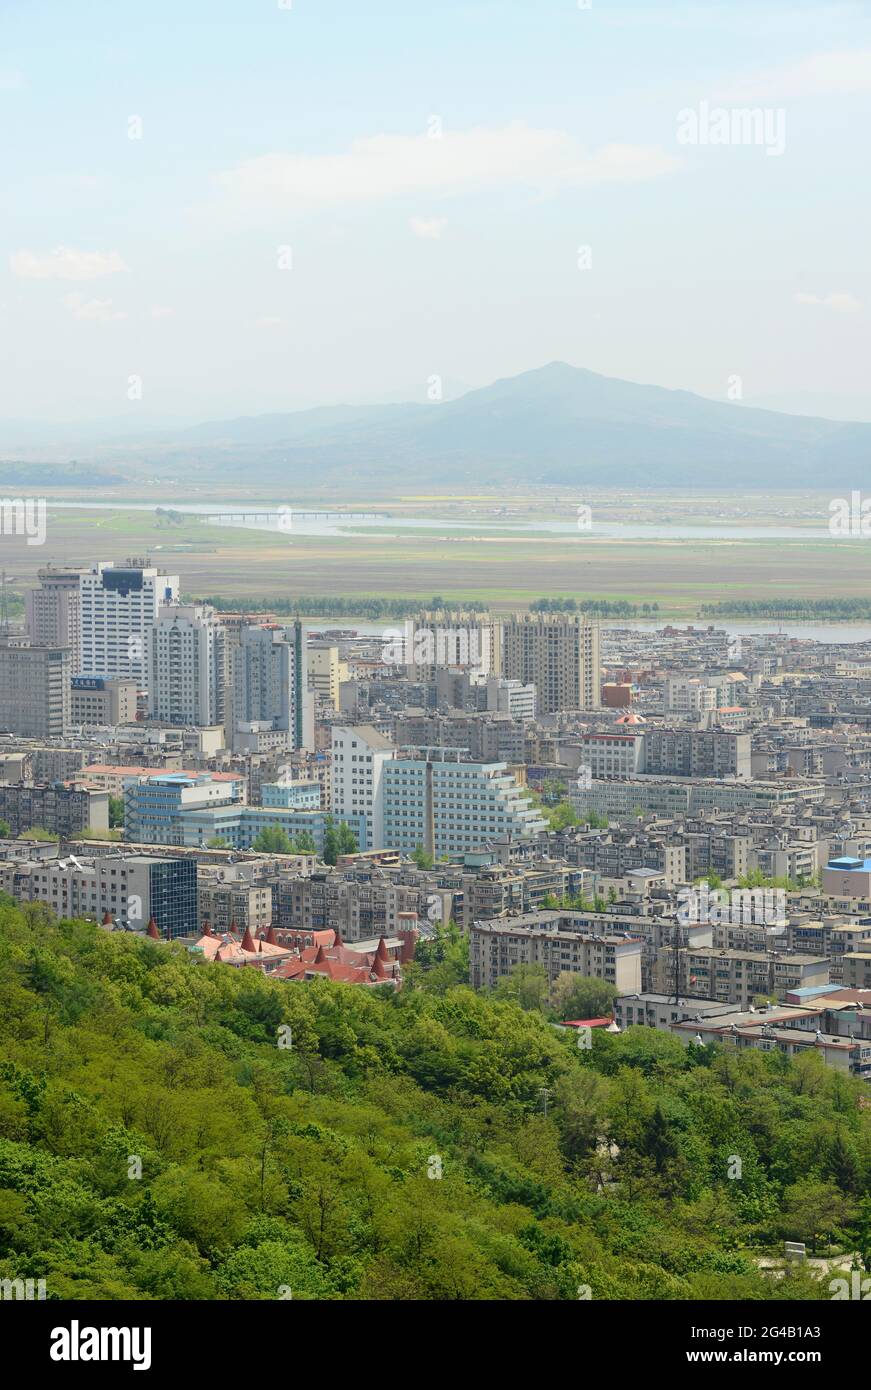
1 0 869 426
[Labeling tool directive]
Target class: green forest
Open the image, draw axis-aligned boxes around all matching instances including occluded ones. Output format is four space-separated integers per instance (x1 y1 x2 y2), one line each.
1 898 869 1301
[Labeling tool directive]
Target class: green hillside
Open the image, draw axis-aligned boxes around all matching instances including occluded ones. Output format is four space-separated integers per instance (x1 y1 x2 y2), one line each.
0 899 867 1300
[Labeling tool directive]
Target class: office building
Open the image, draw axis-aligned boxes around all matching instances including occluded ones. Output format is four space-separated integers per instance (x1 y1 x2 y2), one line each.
382 750 547 857
0 640 71 737
79 561 179 686
70 676 138 727
1 852 197 939
331 724 395 848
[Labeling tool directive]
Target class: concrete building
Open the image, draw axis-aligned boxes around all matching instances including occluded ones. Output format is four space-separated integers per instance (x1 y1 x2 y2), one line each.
0 640 70 737
642 728 751 780
148 603 227 727
70 676 138 727
230 621 312 752
0 782 108 836
331 724 395 849
25 567 83 654
476 674 536 720
470 914 642 993
651 945 830 1009
822 856 871 899
198 868 273 936
381 750 547 857
502 613 600 713
575 731 645 779
307 643 348 710
401 610 502 680
124 772 242 844
79 562 179 687
1 851 197 938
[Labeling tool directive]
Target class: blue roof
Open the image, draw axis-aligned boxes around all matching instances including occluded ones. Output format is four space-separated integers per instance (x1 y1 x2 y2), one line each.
827 857 871 871
788 984 845 999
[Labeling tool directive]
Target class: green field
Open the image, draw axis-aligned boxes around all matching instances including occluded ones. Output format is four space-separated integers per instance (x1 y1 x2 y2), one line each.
4 490 868 619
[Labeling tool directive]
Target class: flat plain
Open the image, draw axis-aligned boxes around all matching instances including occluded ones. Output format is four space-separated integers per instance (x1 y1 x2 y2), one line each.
4 488 867 618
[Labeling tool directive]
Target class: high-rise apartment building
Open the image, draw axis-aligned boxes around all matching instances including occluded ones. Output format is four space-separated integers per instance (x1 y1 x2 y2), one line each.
230 621 312 751
308 643 348 710
0 639 71 737
401 610 502 680
25 567 84 656
502 613 600 714
148 603 227 727
79 561 179 686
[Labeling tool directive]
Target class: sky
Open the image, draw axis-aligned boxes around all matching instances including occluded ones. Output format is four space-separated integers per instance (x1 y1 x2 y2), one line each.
1 0 870 428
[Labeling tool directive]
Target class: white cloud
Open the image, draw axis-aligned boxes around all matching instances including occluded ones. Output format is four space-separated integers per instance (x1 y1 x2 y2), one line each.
215 123 678 212
410 216 448 240
724 49 871 102
794 291 860 313
63 293 126 323
149 305 176 319
10 246 129 281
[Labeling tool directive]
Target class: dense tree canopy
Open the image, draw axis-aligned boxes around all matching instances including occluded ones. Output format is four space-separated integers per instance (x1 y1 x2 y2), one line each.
0 898 868 1300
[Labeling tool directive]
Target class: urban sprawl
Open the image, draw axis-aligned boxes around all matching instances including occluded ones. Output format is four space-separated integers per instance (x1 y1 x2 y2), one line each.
5 559 871 1077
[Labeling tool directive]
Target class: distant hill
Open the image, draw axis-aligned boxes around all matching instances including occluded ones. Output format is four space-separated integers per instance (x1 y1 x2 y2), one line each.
8 363 871 487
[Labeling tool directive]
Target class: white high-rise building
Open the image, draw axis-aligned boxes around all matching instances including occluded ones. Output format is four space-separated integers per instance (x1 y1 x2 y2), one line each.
79 562 179 687
331 724 395 849
148 603 227 727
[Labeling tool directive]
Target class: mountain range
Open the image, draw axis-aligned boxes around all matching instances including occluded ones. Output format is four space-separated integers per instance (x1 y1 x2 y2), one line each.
7 362 871 489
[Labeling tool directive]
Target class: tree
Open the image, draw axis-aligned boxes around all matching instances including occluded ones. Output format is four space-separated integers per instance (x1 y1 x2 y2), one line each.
0 819 12 838
251 826 293 853
18 827 59 842
411 845 434 870
493 963 549 1012
108 797 125 829
781 1178 855 1254
547 801 579 831
549 973 618 1022
206 836 231 849
336 822 358 855
408 920 469 993
322 817 339 865
291 830 317 854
